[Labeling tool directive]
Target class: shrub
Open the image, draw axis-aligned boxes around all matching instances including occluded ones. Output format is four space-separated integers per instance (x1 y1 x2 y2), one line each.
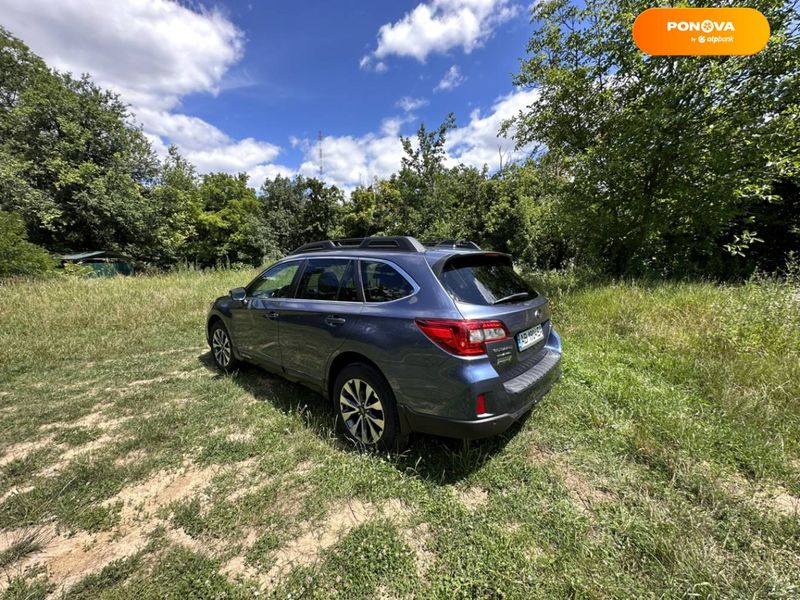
0 211 53 278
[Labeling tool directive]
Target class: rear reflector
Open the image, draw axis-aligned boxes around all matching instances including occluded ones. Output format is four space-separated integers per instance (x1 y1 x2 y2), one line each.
415 319 510 356
476 393 487 416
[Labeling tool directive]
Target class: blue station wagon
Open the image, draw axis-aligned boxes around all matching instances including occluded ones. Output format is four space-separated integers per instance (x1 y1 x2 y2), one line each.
207 237 562 450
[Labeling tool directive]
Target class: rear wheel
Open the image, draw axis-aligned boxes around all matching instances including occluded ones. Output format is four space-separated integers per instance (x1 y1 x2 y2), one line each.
333 363 406 451
210 321 239 372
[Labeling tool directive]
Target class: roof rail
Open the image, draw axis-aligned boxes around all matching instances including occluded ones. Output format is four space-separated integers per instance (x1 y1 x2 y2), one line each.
432 239 481 250
290 236 426 255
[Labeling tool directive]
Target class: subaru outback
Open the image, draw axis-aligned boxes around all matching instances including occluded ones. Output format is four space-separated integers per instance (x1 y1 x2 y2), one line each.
206 236 562 449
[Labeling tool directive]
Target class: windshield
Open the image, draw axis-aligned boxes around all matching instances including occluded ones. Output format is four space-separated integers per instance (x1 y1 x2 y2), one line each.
438 254 539 305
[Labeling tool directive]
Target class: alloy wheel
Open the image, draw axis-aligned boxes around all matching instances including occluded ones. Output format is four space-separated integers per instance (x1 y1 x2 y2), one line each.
212 328 232 367
339 378 385 445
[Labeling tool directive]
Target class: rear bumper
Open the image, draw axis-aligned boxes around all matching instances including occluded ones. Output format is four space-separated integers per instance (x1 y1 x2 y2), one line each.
398 336 562 440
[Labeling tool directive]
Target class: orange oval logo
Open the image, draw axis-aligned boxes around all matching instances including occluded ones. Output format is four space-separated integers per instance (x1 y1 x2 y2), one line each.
633 8 770 56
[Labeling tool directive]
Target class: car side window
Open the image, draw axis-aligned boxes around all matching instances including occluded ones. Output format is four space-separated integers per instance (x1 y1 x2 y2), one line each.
296 259 358 302
360 261 415 302
248 262 300 299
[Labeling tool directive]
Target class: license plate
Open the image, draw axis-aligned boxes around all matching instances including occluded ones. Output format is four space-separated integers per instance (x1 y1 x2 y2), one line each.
517 324 544 352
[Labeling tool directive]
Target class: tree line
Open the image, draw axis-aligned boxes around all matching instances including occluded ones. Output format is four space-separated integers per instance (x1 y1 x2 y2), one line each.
1 0 798 279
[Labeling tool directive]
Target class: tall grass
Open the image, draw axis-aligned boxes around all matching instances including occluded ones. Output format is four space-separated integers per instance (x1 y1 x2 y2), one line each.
1 269 798 598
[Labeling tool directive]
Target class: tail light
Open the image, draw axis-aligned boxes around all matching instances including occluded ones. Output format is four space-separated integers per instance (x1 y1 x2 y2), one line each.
415 319 510 356
476 393 487 415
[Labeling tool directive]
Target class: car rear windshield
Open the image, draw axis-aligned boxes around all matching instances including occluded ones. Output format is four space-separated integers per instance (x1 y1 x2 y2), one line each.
438 254 538 306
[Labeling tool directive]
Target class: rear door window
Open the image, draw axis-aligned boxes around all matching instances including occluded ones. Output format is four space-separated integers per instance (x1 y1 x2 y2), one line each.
360 261 415 302
296 259 358 302
439 255 538 305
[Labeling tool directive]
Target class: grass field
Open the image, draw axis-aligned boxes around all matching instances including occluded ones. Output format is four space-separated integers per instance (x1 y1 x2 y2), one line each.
0 268 799 599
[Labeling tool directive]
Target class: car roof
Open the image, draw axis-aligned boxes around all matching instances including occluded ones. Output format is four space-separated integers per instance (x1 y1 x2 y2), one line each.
282 247 498 264
284 236 506 264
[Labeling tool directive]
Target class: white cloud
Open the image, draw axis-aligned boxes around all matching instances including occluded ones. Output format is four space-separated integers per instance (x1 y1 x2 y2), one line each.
0 0 291 183
396 96 429 112
362 0 520 66
183 139 281 175
247 164 296 189
359 56 389 73
381 114 417 136
446 88 538 170
435 65 466 92
293 88 537 192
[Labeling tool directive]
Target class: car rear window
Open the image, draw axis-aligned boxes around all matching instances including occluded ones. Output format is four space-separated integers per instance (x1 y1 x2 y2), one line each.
439 254 538 306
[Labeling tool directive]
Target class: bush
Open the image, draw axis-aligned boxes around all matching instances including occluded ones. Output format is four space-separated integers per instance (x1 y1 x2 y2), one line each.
0 211 53 278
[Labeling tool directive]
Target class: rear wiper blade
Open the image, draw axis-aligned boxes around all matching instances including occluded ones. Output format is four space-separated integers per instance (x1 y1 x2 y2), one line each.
492 292 530 305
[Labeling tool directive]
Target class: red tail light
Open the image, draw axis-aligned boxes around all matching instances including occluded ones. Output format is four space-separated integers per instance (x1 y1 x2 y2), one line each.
476 393 487 415
415 319 510 356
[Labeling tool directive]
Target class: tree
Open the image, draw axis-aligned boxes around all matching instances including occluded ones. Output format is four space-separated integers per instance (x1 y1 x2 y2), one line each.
0 28 162 260
146 146 201 266
260 175 346 255
395 114 457 238
298 177 344 242
505 0 800 276
260 175 304 254
0 210 52 277
188 172 269 267
341 181 400 238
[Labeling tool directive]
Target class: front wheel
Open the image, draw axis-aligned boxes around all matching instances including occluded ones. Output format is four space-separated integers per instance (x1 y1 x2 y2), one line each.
210 321 239 372
333 363 406 452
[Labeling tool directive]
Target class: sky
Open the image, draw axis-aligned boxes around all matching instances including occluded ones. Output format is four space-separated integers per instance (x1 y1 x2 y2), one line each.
0 0 538 192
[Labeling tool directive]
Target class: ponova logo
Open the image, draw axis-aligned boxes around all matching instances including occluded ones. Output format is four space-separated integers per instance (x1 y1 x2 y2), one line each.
666 20 735 33
633 8 770 56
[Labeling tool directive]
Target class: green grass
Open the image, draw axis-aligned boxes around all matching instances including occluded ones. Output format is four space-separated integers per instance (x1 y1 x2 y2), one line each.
0 268 798 598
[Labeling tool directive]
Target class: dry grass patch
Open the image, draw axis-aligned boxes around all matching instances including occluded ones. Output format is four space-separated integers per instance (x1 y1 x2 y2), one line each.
757 490 800 516
35 407 133 476
109 462 219 522
121 367 206 390
225 431 255 444
399 520 435 576
38 434 119 477
456 486 489 509
114 448 149 467
0 459 254 594
724 473 800 517
0 436 55 468
225 458 316 504
0 485 34 505
222 497 422 593
527 445 614 513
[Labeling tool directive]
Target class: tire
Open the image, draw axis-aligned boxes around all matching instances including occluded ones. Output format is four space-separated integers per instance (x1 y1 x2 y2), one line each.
333 363 407 452
210 321 239 372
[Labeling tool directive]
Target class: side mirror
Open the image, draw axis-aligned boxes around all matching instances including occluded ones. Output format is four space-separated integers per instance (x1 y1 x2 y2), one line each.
230 287 246 301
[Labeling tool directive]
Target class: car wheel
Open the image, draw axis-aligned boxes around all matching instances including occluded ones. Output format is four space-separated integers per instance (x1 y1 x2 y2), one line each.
210 321 239 372
334 363 406 451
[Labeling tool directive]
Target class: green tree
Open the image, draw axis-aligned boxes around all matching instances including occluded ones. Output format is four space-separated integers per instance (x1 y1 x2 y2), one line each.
505 0 800 276
485 160 573 268
0 210 52 277
260 175 303 254
0 28 162 260
146 146 201 266
396 114 457 237
187 172 269 267
260 175 346 254
298 177 344 242
341 181 399 238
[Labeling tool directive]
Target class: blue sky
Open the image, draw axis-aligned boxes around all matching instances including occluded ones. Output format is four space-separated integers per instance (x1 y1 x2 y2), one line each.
0 0 538 190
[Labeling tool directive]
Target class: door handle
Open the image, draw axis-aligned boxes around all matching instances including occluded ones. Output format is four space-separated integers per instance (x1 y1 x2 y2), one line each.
325 315 346 326
265 311 280 320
